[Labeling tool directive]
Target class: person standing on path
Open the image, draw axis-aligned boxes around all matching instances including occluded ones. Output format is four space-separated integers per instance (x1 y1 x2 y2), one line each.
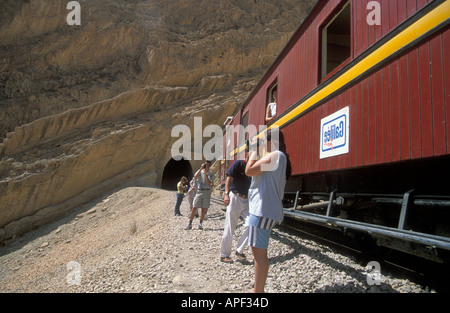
184 161 214 230
220 149 251 263
245 128 291 293
173 176 188 216
186 177 198 215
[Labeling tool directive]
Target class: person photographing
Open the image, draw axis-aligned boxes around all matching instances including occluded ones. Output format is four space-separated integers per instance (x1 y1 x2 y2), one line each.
245 128 291 293
184 161 214 230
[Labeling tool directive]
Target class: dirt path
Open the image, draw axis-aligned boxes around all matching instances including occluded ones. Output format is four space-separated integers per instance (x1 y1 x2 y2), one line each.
0 187 251 292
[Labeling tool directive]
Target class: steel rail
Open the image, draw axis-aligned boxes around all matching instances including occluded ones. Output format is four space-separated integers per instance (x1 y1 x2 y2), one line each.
283 209 450 251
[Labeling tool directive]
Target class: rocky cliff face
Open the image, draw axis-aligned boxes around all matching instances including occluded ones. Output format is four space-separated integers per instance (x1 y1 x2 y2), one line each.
0 0 316 242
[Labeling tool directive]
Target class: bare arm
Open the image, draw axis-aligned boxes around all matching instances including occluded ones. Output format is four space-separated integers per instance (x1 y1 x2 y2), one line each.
265 105 273 123
223 176 232 205
194 163 205 179
245 150 278 177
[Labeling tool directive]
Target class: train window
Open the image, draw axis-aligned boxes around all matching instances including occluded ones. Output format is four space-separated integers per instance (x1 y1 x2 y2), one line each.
321 1 351 79
265 84 278 124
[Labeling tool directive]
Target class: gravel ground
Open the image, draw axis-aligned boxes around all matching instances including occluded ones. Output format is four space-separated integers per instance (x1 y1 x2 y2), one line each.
0 186 433 293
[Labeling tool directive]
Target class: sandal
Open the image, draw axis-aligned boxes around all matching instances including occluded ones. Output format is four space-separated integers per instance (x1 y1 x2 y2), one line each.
235 251 246 261
220 257 233 263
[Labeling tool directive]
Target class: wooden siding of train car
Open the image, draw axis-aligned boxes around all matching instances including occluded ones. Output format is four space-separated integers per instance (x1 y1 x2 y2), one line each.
240 0 448 177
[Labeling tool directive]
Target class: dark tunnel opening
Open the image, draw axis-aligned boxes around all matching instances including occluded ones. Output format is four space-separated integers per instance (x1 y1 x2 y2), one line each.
161 158 193 191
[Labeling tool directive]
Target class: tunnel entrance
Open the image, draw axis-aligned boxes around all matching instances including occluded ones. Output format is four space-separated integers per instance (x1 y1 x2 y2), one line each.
161 158 193 191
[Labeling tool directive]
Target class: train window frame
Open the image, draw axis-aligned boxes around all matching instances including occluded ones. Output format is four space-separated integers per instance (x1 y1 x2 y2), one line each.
320 1 352 82
241 111 249 137
224 117 234 161
265 82 278 125
240 111 249 145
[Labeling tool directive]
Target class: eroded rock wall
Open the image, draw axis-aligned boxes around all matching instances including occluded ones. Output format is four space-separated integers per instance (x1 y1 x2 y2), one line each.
0 0 316 242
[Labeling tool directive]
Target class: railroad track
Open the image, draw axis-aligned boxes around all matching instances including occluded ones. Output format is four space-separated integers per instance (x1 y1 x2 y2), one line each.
213 196 449 292
281 215 450 293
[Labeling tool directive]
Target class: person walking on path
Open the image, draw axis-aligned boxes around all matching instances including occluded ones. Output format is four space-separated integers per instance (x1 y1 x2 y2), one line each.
220 150 251 263
184 161 214 230
245 128 291 293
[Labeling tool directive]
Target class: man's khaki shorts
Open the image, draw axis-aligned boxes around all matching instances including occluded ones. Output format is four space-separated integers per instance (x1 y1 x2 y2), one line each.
193 190 211 208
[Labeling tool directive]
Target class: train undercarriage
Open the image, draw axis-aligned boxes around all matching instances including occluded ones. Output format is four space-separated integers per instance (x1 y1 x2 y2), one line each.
283 156 450 263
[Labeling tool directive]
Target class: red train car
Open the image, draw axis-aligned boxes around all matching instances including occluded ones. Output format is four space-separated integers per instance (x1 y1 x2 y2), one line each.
223 0 450 261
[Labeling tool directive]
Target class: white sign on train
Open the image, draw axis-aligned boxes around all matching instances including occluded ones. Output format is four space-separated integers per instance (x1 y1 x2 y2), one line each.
320 106 350 159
